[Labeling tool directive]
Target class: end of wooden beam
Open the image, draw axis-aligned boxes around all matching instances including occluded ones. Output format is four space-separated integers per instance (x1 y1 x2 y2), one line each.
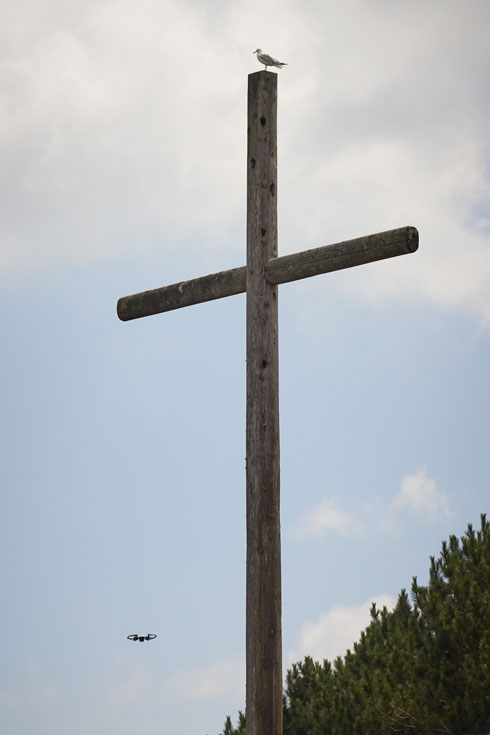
117 297 130 322
406 226 419 253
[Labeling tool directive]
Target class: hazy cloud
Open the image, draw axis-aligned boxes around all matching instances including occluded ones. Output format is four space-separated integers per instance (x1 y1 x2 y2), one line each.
0 680 59 712
295 469 451 540
287 593 396 665
295 497 363 539
391 468 452 521
167 656 245 703
106 666 155 710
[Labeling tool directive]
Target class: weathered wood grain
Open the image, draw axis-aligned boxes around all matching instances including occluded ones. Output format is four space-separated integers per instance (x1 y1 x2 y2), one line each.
246 70 282 735
266 225 418 285
117 227 418 321
117 265 246 321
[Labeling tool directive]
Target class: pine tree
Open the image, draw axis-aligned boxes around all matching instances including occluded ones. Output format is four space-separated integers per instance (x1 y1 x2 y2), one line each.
410 514 490 733
217 516 490 735
284 657 335 735
220 711 245 735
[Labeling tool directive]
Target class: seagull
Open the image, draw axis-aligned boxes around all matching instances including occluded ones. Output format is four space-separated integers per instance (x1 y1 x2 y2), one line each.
253 49 288 71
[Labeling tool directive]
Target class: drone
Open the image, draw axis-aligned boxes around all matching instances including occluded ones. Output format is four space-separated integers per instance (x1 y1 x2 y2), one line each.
127 633 157 642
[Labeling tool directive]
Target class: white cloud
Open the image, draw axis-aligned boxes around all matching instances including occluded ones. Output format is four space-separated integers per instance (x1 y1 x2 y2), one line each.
0 0 249 278
295 497 363 539
167 656 245 704
391 468 452 521
1 0 490 323
287 593 396 666
295 470 451 542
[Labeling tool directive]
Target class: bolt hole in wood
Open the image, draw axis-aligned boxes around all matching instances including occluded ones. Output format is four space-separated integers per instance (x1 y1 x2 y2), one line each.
251 158 256 168
261 228 267 237
262 360 268 368
269 182 275 196
260 116 266 126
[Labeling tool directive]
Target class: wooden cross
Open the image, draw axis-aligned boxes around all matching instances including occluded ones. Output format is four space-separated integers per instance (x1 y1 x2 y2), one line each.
117 71 418 735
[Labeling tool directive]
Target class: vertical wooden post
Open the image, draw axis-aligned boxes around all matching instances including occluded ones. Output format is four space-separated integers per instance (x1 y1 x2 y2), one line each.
246 71 282 735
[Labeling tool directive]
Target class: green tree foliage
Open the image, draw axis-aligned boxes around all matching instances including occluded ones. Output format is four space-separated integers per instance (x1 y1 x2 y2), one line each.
219 515 490 735
221 711 245 735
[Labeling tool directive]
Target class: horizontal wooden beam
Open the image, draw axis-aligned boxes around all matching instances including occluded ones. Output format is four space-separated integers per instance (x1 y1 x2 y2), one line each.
117 226 418 321
117 265 246 321
265 225 418 285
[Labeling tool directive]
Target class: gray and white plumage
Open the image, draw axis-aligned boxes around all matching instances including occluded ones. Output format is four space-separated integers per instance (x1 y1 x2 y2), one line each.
253 49 288 71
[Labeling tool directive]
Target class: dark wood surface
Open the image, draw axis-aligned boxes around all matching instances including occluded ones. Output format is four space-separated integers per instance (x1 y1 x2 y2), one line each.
117 227 418 321
245 70 283 735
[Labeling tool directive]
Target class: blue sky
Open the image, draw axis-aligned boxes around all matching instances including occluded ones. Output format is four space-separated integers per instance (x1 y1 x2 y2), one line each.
1 1 490 734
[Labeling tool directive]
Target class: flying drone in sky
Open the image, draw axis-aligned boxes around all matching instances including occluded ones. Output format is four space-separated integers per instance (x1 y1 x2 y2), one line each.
127 633 157 642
